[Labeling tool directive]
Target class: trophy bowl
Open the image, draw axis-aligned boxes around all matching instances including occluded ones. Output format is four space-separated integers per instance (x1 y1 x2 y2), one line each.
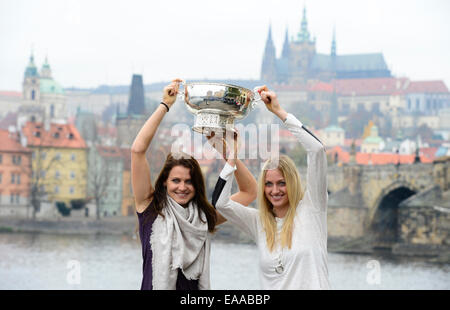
178 82 262 134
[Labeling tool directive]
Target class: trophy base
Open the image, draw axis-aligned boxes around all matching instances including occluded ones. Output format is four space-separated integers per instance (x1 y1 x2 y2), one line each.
192 112 236 135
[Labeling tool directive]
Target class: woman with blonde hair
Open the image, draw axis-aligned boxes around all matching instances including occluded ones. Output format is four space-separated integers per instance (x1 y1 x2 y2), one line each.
214 86 330 289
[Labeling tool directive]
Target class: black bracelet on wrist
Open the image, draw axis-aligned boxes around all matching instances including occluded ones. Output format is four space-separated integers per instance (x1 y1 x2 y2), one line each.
160 102 170 112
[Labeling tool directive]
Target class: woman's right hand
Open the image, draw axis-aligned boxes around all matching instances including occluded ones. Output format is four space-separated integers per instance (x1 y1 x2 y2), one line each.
162 78 184 108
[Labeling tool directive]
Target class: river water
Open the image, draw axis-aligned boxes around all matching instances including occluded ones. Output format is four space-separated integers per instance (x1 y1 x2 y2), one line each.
0 233 448 290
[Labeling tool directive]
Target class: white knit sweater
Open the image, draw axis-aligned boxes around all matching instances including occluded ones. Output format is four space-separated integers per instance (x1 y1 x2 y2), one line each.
215 113 330 290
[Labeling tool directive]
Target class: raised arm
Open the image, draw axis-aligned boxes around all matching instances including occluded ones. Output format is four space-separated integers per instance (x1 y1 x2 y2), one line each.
131 79 182 213
208 131 257 225
258 85 328 212
208 132 257 203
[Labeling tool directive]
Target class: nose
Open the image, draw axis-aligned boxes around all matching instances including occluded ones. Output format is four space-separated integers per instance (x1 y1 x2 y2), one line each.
179 182 187 191
272 184 280 194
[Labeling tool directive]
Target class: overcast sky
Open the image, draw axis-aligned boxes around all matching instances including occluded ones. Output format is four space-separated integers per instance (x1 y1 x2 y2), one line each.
1 0 449 91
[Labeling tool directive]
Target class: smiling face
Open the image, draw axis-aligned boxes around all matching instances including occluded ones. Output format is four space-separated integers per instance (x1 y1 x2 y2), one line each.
164 165 196 207
264 168 290 212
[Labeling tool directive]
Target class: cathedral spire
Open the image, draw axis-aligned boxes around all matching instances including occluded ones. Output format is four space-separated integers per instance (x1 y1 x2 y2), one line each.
260 24 277 83
41 54 52 79
331 26 336 57
282 26 290 59
24 49 39 78
297 4 311 42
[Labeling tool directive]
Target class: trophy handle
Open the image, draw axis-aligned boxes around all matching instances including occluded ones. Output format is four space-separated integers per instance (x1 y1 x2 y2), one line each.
176 81 187 100
252 86 265 109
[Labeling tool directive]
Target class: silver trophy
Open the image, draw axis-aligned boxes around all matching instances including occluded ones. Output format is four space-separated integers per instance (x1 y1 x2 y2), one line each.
177 82 263 134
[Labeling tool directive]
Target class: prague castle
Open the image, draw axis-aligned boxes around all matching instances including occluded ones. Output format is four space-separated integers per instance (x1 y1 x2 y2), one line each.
261 6 392 84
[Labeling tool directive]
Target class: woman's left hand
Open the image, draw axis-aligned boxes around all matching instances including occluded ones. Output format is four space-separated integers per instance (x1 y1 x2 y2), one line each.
256 85 287 121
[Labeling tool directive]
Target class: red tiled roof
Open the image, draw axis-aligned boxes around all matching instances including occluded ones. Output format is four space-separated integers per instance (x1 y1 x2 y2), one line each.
0 129 31 153
334 77 411 96
420 147 438 160
405 81 449 93
308 81 334 93
327 146 434 165
21 121 87 149
0 91 22 98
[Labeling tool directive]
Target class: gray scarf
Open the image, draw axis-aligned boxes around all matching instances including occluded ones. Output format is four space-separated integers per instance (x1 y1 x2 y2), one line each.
150 195 211 289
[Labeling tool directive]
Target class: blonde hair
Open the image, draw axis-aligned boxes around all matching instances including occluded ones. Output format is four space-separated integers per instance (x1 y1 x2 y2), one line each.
258 155 304 252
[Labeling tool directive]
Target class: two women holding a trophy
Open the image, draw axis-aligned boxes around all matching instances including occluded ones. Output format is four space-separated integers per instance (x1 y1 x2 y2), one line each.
131 79 330 290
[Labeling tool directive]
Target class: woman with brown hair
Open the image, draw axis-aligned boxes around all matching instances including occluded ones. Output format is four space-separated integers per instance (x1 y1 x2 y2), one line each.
214 86 330 289
131 79 256 290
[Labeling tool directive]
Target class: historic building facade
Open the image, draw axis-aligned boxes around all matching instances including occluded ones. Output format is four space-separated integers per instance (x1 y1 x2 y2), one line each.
261 6 392 85
19 52 67 128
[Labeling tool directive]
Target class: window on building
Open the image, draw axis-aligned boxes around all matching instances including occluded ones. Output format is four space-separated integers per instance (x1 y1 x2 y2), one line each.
416 99 420 110
55 153 61 161
70 171 75 179
31 90 35 101
0 173 2 184
10 194 14 204
15 194 20 204
71 154 76 161
11 173 15 184
0 154 2 164
17 174 20 185
54 186 59 194
55 171 60 179
69 187 75 194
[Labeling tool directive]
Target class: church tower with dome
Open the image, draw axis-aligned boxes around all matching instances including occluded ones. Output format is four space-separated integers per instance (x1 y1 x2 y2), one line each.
19 51 67 127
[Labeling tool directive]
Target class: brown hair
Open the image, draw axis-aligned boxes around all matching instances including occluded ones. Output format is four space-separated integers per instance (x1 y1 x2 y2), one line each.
142 153 217 232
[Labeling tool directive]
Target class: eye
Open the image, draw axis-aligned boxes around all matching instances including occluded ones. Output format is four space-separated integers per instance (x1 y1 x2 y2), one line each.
278 181 286 186
265 182 273 187
185 179 192 184
172 178 180 183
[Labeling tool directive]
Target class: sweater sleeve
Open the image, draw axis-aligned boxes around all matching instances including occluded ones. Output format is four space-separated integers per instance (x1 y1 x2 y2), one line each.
214 163 259 241
283 113 328 213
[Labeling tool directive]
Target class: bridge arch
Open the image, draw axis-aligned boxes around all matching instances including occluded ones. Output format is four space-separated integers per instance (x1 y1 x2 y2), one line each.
368 181 417 249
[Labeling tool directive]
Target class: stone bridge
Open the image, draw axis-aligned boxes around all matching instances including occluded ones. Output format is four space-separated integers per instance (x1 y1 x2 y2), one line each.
324 158 450 259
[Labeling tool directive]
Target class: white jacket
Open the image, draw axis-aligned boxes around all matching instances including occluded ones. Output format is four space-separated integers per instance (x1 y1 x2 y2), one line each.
215 113 330 290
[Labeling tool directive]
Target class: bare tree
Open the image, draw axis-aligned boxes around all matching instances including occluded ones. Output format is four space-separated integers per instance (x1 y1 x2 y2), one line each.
86 141 113 220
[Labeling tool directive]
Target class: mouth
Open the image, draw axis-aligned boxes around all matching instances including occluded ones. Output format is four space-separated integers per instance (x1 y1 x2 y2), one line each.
174 192 190 199
270 194 285 202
